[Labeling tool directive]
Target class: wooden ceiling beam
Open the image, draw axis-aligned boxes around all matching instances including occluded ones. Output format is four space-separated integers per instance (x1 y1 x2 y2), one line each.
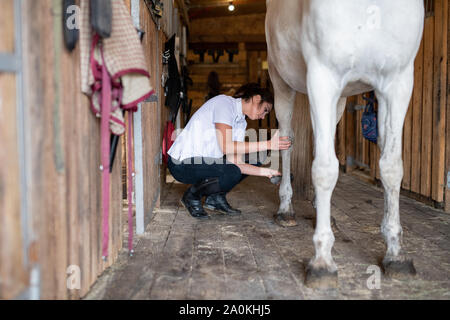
188 1 266 20
189 42 239 50
189 34 266 43
188 0 264 9
189 41 267 51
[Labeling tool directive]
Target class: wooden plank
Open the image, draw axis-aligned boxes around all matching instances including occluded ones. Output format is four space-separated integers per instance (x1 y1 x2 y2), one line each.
29 0 61 299
291 94 313 200
355 95 364 166
246 50 260 131
0 0 15 53
260 51 268 87
369 95 379 179
445 0 450 212
20 0 127 299
190 73 248 84
375 143 381 180
0 0 29 300
345 96 356 172
336 106 346 167
402 98 413 190
0 73 28 299
124 0 131 11
431 0 448 202
189 63 245 75
411 38 424 194
361 95 370 169
160 31 168 204
141 6 161 227
420 15 435 197
370 137 377 179
189 13 265 39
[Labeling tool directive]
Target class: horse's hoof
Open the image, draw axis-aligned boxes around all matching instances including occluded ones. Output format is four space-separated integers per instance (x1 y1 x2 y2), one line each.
305 265 338 289
274 213 297 227
382 258 416 279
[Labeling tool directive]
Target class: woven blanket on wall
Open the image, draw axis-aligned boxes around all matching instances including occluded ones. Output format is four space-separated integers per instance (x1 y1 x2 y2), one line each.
80 0 154 135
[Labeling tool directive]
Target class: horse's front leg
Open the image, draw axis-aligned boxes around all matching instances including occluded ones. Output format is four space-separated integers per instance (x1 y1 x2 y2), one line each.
270 66 297 227
305 61 341 288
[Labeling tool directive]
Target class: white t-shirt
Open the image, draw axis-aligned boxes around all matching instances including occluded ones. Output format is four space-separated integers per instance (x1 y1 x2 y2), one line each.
168 95 247 161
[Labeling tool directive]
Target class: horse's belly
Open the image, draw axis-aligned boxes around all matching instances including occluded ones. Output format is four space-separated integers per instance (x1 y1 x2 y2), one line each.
269 50 374 97
266 0 424 96
341 81 374 97
271 56 308 94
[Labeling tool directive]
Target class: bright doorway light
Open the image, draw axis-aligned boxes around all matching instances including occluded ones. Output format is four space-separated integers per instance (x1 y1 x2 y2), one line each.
228 2 235 11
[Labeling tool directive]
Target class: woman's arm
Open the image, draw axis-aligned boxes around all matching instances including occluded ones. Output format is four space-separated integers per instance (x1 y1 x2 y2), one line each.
215 123 291 155
215 123 291 178
225 154 282 178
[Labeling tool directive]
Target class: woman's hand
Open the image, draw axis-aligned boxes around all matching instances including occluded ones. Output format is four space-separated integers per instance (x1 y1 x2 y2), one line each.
269 131 291 151
263 168 282 178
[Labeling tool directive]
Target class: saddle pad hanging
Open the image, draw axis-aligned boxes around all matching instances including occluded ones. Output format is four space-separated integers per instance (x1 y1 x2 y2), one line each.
80 0 154 259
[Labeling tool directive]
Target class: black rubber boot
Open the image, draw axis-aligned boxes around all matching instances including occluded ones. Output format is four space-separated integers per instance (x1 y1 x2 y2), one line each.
181 178 221 219
204 193 241 216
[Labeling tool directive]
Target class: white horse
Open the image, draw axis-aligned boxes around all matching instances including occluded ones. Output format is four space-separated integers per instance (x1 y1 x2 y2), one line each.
266 0 424 288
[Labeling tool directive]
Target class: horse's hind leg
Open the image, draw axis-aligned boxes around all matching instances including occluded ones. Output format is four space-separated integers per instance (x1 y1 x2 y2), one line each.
269 65 297 227
304 61 341 288
376 64 416 278
312 97 346 210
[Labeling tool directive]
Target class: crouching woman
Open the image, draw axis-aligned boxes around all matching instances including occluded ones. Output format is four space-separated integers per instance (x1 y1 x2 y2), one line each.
167 83 291 219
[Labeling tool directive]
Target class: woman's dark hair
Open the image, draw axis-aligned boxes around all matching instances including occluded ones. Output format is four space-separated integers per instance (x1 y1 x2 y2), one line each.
233 83 274 108
206 71 221 101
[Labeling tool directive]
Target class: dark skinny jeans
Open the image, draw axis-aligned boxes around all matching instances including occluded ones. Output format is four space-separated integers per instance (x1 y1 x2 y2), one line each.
167 155 262 193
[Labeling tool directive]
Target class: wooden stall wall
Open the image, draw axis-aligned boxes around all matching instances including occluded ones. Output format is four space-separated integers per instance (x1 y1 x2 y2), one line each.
140 2 165 223
336 0 448 208
446 0 450 212
187 13 267 115
160 30 170 193
291 94 314 201
187 47 248 114
0 0 28 299
1 0 129 299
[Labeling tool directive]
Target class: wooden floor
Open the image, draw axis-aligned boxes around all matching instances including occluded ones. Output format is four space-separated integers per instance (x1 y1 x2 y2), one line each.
85 173 450 300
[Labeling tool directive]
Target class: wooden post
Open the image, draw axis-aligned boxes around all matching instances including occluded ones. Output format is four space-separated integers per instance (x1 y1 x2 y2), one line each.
291 94 314 201
421 13 435 198
431 0 448 204
411 39 424 194
336 107 346 167
345 96 356 172
444 0 450 211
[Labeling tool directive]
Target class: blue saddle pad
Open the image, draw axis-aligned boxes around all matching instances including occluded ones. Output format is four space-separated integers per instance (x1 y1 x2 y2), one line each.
361 93 378 144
